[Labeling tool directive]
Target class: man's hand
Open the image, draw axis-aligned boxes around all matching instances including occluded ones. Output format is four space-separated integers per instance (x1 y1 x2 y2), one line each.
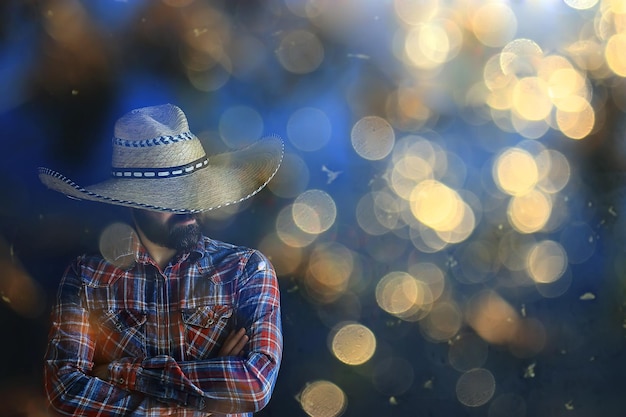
218 328 249 357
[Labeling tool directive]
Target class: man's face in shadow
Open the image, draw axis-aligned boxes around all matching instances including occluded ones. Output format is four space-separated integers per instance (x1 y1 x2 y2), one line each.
132 209 202 252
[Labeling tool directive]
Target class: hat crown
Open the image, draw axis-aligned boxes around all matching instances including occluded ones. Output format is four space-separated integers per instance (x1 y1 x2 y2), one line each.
110 104 208 174
114 104 188 141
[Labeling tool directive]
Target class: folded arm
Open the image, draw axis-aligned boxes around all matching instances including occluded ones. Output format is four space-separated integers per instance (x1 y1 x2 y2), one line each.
109 252 283 414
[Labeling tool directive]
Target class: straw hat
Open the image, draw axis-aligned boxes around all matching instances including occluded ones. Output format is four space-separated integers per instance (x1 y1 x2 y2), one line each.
38 104 284 213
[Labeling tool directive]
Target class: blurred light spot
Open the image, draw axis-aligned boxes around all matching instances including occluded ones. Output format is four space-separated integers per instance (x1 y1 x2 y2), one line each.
351 116 395 161
510 114 550 140
555 98 595 139
559 222 596 264
512 76 552 121
527 240 567 284
435 200 476 244
372 357 414 396
276 30 324 74
287 107 332 152
304 242 354 304
267 152 310 199
356 192 394 236
488 393 527 417
99 222 138 269
410 223 450 253
292 189 337 235
330 322 376 365
547 68 588 109
410 180 473 239
536 149 570 193
507 189 552 233
472 3 517 48
258 232 303 276
299 380 347 417
484 54 516 93
564 0 599 10
500 39 543 77
372 190 402 231
407 262 446 302
420 301 463 342
219 106 264 148
376 271 433 321
466 290 520 346
389 154 434 200
494 148 538 196
535 267 572 298
405 20 461 68
276 204 318 248
606 33 626 76
456 368 496 407
393 0 439 25
448 332 489 372
566 39 605 72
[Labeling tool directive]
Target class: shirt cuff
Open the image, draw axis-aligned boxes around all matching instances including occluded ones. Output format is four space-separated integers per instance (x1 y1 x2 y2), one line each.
128 355 206 410
109 357 142 390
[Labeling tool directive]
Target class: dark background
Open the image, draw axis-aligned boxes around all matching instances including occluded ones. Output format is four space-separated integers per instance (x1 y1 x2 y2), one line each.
1 1 626 416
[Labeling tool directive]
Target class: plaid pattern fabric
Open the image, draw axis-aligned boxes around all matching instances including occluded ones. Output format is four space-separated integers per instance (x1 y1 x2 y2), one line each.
44 236 282 416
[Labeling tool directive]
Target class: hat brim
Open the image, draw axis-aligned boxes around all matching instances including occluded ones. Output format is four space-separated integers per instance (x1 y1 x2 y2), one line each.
39 135 284 213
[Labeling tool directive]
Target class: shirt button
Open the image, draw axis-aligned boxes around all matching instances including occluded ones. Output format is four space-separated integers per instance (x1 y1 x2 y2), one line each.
119 378 125 384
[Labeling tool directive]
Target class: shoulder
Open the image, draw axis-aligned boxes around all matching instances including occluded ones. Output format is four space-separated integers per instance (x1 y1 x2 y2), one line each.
196 236 274 275
65 253 129 286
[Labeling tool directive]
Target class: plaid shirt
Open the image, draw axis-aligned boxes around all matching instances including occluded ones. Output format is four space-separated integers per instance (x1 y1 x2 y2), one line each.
44 235 282 416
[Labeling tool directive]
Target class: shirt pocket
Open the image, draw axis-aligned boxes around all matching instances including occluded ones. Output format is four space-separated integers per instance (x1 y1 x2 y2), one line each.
181 305 233 359
92 309 147 360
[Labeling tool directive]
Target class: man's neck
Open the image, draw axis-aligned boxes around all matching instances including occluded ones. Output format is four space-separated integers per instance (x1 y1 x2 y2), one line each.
135 227 176 270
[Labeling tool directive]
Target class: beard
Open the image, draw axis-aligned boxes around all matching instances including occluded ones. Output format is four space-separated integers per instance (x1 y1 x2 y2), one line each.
132 210 202 252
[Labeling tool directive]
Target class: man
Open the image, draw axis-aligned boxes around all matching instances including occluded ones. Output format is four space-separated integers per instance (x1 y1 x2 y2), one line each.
39 104 284 416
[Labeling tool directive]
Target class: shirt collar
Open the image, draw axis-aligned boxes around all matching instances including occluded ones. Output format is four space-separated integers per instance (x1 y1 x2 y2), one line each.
132 234 205 267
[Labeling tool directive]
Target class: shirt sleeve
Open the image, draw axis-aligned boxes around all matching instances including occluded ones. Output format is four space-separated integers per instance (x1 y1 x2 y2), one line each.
43 258 148 416
112 250 283 415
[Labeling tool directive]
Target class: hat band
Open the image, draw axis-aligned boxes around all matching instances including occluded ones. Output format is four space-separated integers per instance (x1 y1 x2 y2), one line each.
113 131 195 147
111 156 209 179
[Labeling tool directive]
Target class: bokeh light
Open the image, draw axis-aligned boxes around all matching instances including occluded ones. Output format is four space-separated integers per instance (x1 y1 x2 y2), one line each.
292 189 337 235
299 380 347 417
351 116 395 161
330 322 376 366
456 368 496 407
